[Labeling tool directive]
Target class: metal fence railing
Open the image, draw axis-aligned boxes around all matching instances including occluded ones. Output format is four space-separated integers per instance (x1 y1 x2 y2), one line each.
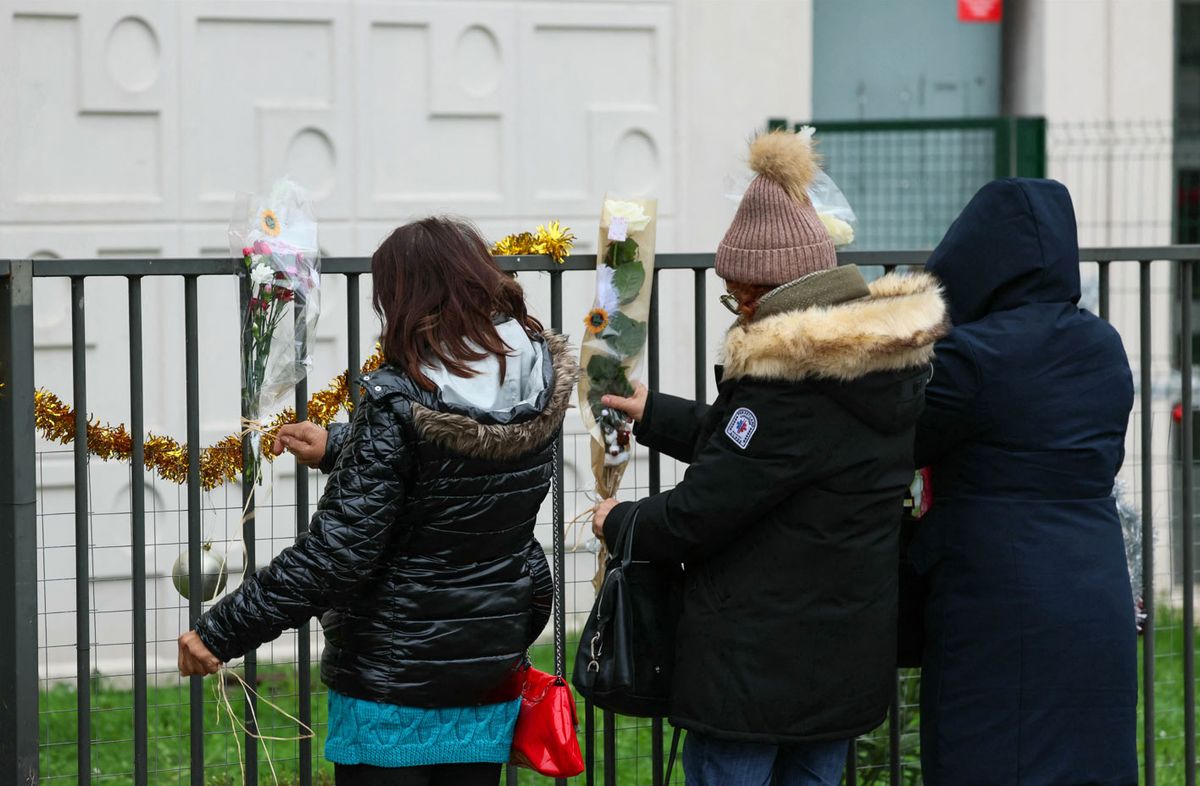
765 117 1200 256
766 117 1047 251
4 247 1200 785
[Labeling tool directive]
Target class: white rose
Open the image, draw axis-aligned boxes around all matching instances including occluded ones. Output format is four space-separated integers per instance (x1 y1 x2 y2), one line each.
250 263 274 287
601 199 652 232
819 213 855 247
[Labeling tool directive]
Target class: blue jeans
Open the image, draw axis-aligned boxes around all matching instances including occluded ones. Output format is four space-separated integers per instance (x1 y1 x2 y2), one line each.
682 731 849 786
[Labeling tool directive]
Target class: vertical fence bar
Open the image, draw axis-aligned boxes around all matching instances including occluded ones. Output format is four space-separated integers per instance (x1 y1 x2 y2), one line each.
1181 258 1196 786
0 260 39 784
585 699 596 786
1099 261 1111 321
184 275 204 786
845 742 858 786
693 268 706 405
649 269 664 785
582 239 595 786
603 714 617 786
346 269 364 786
347 274 361 411
72 276 92 785
127 276 149 786
295 297 313 785
884 262 900 786
889 679 902 785
550 270 569 786
238 271 259 784
1140 260 1155 786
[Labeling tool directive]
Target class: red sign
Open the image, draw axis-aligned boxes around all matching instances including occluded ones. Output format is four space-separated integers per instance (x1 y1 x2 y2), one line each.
958 0 1002 23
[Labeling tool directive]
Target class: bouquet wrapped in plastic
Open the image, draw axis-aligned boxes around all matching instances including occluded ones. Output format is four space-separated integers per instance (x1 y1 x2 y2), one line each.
726 126 857 248
577 196 657 588
172 181 321 604
229 179 322 486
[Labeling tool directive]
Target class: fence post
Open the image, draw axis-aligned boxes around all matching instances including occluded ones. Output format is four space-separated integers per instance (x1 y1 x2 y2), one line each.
992 117 1046 179
1014 117 1047 178
0 260 39 785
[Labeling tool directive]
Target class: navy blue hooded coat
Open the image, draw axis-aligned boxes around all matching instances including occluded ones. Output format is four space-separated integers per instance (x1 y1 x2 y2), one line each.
911 179 1137 786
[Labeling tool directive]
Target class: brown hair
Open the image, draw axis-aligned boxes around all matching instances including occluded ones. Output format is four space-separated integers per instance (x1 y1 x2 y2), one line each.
725 280 774 321
372 216 543 391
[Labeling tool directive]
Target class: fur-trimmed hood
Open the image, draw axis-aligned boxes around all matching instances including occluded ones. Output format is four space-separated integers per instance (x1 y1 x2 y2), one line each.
410 332 579 460
723 272 949 383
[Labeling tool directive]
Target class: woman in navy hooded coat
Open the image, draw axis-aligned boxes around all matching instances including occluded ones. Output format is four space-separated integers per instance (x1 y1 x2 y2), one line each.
911 178 1138 785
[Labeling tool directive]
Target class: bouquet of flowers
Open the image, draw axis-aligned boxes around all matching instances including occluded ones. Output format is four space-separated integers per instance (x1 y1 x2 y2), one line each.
726 126 857 248
1113 480 1148 634
171 180 321 603
577 196 657 588
797 127 857 247
230 179 322 486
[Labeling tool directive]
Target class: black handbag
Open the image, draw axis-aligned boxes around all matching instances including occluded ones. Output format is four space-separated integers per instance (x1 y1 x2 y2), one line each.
572 507 683 718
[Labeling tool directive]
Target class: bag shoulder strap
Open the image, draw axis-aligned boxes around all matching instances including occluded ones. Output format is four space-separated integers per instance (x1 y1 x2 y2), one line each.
663 725 682 784
617 505 639 567
551 438 566 679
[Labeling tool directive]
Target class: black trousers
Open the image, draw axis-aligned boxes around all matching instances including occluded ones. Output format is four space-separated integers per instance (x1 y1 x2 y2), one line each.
334 762 502 786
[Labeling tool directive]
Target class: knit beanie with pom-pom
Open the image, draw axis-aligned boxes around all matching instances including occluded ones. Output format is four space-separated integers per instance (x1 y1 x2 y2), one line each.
716 130 837 285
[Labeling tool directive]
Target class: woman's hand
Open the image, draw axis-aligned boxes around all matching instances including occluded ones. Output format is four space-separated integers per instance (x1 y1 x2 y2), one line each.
602 383 648 423
272 421 328 468
178 630 222 677
593 498 620 541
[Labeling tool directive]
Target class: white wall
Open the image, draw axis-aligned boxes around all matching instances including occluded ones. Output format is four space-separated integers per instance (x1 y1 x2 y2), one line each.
1006 0 1179 607
0 0 812 680
1006 0 1175 245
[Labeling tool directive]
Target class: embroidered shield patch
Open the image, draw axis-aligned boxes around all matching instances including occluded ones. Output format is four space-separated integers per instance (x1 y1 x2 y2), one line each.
725 407 758 449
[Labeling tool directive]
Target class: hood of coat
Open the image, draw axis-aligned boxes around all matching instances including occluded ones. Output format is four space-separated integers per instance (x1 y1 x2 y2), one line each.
408 331 579 461
722 271 948 387
926 178 1082 326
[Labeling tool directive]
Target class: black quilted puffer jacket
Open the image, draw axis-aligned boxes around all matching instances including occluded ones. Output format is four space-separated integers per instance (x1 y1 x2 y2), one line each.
194 332 576 707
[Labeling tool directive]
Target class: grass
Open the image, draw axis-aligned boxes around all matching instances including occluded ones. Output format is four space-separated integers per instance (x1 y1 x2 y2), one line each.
39 621 1200 785
40 663 335 785
38 640 676 785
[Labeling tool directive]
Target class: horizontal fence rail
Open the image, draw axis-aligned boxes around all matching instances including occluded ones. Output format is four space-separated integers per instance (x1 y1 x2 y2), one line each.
2 246 1200 785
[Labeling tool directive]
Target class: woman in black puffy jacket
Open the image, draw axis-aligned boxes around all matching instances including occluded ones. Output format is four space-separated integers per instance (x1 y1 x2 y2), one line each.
177 216 577 786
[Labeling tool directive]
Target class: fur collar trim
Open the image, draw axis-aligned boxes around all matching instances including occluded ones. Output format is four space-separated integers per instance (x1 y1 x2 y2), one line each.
723 272 948 382
410 332 579 460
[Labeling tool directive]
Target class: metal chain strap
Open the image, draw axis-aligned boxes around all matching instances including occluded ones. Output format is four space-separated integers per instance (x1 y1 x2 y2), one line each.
552 435 566 678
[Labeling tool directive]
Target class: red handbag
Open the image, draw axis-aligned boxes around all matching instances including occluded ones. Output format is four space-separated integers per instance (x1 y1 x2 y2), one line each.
510 665 585 777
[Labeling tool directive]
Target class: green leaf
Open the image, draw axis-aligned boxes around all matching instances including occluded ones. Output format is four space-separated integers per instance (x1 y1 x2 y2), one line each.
586 354 623 384
586 355 634 418
602 312 648 357
612 261 646 305
602 237 639 268
587 387 606 419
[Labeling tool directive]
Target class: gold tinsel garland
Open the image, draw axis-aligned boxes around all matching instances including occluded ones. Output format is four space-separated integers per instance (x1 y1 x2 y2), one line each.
491 221 576 262
25 220 573 491
34 349 385 491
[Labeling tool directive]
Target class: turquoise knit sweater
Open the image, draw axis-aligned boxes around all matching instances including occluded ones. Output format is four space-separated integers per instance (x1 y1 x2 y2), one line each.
325 691 520 768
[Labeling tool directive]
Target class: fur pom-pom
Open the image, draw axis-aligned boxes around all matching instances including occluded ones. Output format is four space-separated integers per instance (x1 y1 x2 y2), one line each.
749 130 821 205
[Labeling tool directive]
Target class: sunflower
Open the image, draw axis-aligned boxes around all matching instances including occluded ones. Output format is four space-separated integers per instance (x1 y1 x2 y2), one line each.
260 209 282 237
584 308 610 335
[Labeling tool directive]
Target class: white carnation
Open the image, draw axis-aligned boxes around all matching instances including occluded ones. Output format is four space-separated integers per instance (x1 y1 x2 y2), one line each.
250 264 274 286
